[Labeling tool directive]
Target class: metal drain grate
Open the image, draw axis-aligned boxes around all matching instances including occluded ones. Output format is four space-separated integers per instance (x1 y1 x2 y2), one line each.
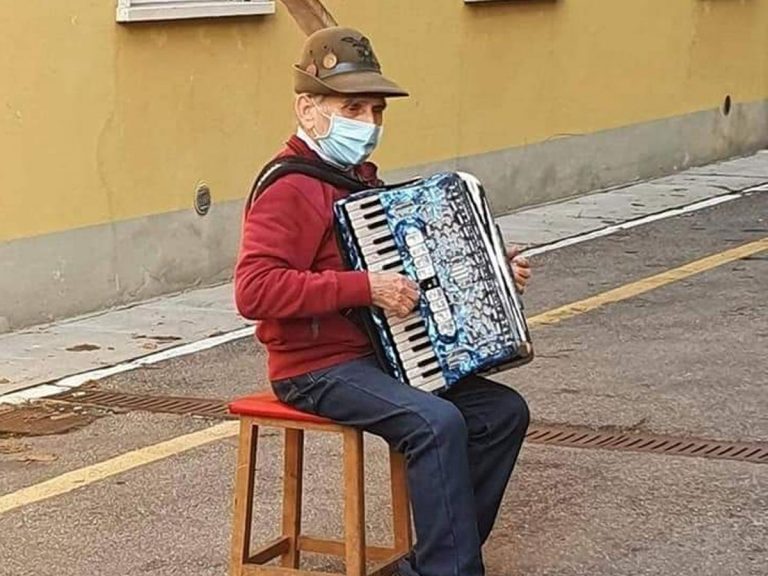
52 389 233 420
525 425 768 465
50 389 768 465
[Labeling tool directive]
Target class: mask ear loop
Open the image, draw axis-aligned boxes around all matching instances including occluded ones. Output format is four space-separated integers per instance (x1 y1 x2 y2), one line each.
311 99 334 140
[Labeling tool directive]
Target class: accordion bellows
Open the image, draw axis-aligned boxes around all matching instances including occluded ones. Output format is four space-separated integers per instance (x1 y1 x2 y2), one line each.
334 172 533 393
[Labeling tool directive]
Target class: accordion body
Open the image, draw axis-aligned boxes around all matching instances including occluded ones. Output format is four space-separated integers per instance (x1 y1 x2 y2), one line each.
334 172 533 393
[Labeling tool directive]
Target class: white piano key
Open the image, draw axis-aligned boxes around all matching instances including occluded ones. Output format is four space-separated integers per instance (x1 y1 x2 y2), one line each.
387 315 425 334
362 242 398 258
368 254 405 272
390 326 423 341
345 198 382 213
393 329 428 346
402 350 438 371
415 374 446 393
384 310 419 326
358 230 394 247
355 223 394 240
410 363 443 382
363 251 399 265
391 319 424 337
398 342 432 362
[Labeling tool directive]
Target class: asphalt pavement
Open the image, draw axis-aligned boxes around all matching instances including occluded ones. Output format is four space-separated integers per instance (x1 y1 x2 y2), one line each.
1 188 766 576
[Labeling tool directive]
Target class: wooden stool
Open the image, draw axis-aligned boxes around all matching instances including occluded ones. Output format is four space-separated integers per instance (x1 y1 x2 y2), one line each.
228 393 412 576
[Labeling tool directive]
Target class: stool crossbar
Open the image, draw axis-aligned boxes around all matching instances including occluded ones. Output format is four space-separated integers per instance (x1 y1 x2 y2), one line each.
229 393 412 576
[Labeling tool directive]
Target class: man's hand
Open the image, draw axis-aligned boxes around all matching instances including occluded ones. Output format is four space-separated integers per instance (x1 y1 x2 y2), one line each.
369 272 420 318
506 245 532 294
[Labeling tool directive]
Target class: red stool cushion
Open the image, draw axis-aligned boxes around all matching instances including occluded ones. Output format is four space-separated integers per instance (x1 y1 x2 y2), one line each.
228 392 331 425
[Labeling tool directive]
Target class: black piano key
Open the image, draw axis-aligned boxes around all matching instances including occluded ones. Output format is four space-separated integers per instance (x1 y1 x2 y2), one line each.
372 234 394 245
421 366 443 379
376 244 399 256
363 208 386 220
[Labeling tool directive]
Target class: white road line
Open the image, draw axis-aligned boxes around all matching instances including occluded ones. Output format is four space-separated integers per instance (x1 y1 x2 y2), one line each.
1 184 764 405
522 186 765 257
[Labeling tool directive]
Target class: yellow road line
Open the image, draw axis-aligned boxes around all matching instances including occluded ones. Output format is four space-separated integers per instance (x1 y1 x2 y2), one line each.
0 422 237 515
0 237 765 516
529 237 768 327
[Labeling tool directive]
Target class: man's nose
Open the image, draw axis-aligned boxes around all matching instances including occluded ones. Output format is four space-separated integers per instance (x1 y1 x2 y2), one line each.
361 108 378 125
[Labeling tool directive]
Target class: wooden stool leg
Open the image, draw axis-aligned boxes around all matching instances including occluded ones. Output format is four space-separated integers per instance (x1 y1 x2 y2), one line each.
389 449 413 554
281 428 304 568
230 418 258 576
343 428 366 576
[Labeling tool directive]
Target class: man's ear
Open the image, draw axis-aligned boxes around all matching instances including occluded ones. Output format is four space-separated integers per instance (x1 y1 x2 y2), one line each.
295 93 317 134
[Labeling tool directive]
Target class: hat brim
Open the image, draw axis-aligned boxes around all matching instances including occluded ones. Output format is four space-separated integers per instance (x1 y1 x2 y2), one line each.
294 65 409 98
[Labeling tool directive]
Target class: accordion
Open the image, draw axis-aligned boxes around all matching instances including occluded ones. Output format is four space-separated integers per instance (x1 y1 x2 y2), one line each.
334 172 533 393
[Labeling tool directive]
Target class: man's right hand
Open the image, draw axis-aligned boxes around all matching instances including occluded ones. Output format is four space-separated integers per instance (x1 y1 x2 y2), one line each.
369 272 420 318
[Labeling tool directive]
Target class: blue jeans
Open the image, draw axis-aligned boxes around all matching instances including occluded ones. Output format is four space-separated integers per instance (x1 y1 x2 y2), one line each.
272 355 529 576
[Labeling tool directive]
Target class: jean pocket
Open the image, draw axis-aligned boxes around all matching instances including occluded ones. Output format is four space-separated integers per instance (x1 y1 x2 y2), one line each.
271 377 316 412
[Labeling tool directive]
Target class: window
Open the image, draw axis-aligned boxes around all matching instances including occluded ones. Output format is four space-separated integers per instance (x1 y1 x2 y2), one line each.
116 0 275 23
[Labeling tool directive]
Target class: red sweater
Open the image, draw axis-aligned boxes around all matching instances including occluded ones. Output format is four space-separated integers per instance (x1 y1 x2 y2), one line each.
234 136 377 380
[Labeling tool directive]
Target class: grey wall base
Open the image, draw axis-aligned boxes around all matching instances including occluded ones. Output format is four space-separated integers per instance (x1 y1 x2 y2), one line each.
2 100 766 332
0 204 242 333
385 99 768 214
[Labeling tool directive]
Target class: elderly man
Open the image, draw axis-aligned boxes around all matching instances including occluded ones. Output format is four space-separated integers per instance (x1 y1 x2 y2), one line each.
235 27 531 576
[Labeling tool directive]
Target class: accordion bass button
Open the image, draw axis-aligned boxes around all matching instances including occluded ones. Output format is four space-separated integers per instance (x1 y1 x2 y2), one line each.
434 310 452 324
425 287 441 302
437 319 456 338
416 265 436 281
404 229 425 247
429 296 448 312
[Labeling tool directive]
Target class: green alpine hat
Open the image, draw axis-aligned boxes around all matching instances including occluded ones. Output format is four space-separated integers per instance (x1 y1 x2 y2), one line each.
294 26 409 98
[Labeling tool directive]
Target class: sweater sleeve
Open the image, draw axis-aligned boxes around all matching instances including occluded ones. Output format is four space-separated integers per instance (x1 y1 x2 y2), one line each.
234 180 372 321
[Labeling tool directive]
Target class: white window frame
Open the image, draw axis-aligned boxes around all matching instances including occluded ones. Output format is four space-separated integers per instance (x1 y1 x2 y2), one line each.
117 0 275 23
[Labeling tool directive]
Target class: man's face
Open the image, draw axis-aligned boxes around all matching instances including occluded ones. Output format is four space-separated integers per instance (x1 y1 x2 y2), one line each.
306 94 387 138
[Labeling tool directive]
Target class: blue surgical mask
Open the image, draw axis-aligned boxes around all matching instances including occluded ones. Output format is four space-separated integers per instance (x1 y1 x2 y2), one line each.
313 110 382 168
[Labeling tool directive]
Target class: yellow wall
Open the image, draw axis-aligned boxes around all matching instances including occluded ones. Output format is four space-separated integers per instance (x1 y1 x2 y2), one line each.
2 0 767 243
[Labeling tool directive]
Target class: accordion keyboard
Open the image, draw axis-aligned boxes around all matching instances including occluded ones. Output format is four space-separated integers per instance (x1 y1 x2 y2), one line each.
335 172 532 393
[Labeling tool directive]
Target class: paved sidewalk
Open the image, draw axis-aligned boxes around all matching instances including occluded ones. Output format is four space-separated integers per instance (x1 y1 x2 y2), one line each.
1 151 766 401
499 150 768 246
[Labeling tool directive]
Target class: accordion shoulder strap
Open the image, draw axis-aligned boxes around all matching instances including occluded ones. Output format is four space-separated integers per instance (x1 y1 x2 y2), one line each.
245 156 371 212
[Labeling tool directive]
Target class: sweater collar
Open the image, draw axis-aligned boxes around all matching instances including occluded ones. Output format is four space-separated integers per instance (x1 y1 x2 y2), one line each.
285 132 383 188
295 128 346 170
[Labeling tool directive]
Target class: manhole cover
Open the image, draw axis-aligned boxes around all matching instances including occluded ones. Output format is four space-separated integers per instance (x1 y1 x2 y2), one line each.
0 403 98 437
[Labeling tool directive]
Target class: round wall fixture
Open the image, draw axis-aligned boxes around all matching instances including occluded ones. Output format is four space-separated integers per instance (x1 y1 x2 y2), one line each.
195 183 212 216
722 95 732 117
